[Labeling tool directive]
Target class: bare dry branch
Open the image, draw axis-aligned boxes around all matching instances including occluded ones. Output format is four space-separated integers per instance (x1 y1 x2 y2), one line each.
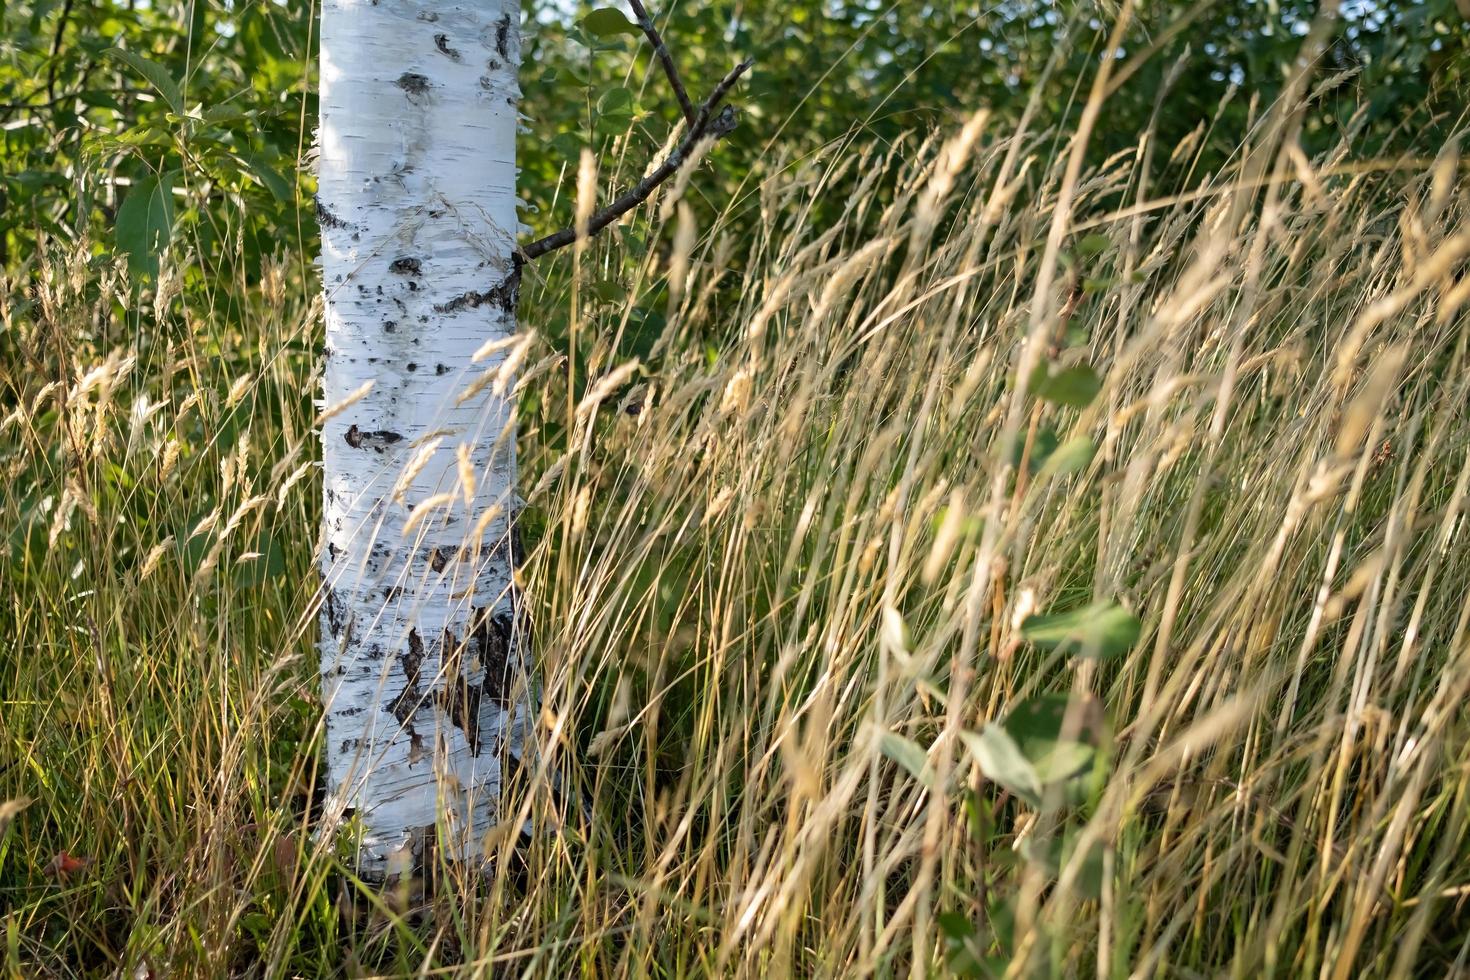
520 58 753 262
627 0 696 126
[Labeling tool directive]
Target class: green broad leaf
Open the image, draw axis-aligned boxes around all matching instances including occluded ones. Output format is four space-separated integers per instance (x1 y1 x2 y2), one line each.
1002 427 1057 473
879 730 933 787
580 8 643 37
551 133 584 159
960 726 1042 806
963 695 1107 808
202 104 251 125
106 48 184 114
1076 232 1111 257
1002 694 1103 784
560 65 593 87
1020 831 1106 900
79 90 125 112
115 171 175 283
1020 601 1141 660
938 912 990 977
597 86 635 118
1023 429 1058 476
1036 435 1095 478
233 535 287 588
1069 837 1107 900
590 279 625 303
238 153 294 202
937 912 976 941
1036 364 1103 409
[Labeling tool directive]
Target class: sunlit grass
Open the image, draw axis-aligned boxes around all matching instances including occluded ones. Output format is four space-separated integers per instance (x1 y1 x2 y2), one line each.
3 70 1469 978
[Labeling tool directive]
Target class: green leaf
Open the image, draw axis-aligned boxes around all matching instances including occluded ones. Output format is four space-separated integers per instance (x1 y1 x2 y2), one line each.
551 133 584 160
597 86 635 120
115 171 175 283
1002 694 1102 783
233 535 287 588
202 104 251 125
1002 427 1057 472
106 48 184 114
1020 831 1106 899
879 730 933 787
1036 364 1103 409
1020 601 1141 660
1036 435 1095 478
580 8 643 37
590 279 625 303
1076 232 1111 258
963 695 1107 808
937 912 976 941
960 726 1042 806
938 912 989 977
238 153 294 202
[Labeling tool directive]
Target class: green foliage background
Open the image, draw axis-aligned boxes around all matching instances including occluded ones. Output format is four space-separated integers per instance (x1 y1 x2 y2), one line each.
0 0 1465 317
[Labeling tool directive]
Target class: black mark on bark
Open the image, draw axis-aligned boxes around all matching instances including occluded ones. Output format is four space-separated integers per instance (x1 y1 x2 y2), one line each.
509 516 527 567
345 425 404 453
495 15 513 59
387 628 426 743
323 586 346 638
432 265 520 316
396 72 431 98
386 684 419 744
429 547 449 573
389 256 423 276
470 606 522 709
405 628 425 679
314 195 349 229
438 624 483 753
434 34 462 60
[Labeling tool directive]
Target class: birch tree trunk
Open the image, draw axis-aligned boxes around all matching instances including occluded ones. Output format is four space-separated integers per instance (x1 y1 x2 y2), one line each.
316 0 528 877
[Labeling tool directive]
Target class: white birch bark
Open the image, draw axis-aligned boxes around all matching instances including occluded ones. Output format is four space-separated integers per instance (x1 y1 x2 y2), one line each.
316 0 528 876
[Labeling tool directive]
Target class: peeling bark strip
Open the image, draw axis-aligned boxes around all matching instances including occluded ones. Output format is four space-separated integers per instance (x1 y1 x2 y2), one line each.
317 0 529 877
471 605 526 709
315 195 350 229
432 267 519 315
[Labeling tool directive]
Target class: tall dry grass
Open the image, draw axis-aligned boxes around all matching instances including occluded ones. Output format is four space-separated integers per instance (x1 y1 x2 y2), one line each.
3 56 1470 979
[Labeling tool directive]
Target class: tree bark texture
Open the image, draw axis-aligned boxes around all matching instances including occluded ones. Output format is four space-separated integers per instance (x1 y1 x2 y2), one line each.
317 0 527 876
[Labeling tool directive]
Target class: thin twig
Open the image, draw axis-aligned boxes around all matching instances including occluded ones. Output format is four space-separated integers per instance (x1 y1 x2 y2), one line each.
627 0 696 126
520 58 753 262
46 0 78 104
